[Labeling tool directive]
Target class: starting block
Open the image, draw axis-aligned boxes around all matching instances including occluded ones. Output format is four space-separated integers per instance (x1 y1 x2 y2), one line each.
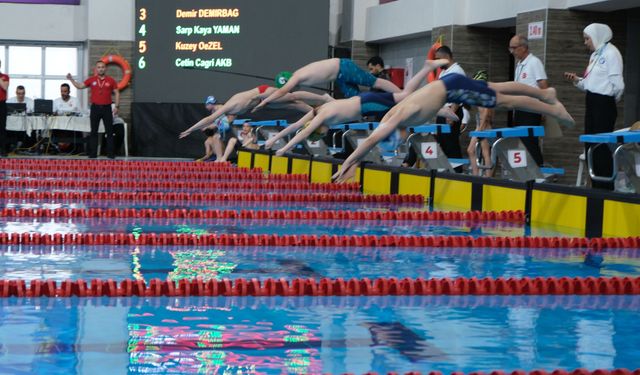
406 124 458 172
330 122 383 163
251 120 288 148
470 126 551 182
580 130 640 193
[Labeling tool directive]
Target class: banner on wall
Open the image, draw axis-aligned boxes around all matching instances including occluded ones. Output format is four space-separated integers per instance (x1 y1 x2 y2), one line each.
0 0 80 4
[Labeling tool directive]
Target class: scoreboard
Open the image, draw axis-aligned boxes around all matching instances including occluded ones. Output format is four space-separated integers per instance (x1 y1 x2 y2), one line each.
134 0 329 103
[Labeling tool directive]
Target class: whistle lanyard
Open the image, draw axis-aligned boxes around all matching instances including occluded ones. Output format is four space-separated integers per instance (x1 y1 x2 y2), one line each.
583 43 607 79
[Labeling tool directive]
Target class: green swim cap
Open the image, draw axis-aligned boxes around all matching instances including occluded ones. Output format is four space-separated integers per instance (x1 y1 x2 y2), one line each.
303 121 325 142
275 71 292 88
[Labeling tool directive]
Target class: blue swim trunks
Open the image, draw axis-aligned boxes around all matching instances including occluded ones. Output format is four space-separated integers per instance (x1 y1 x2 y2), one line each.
440 73 497 108
336 59 378 98
359 92 396 118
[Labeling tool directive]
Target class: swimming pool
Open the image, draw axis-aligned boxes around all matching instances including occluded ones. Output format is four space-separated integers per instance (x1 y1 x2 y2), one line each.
0 295 638 374
0 158 637 375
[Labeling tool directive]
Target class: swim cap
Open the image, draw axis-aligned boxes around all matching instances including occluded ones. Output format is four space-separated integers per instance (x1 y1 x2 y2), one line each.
205 96 216 105
275 71 292 88
378 130 402 153
304 121 325 143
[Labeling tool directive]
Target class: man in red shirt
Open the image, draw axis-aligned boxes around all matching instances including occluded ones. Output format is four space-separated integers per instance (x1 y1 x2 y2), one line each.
0 60 9 157
67 60 120 158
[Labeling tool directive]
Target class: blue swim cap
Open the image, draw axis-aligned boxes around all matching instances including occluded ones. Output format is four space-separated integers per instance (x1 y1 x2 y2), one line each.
378 130 402 153
205 96 216 105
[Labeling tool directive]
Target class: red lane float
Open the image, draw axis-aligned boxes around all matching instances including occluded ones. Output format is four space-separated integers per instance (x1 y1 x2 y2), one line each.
1 276 639 297
0 179 359 192
0 208 525 223
0 233 637 248
0 159 240 171
0 190 424 204
4 170 309 182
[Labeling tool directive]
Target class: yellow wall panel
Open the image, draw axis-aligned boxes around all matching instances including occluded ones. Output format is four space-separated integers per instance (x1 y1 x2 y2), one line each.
482 185 526 212
363 169 391 195
398 174 430 198
603 200 640 237
531 190 586 233
270 156 289 175
433 179 472 211
253 153 270 172
310 161 333 183
237 151 252 168
291 159 310 175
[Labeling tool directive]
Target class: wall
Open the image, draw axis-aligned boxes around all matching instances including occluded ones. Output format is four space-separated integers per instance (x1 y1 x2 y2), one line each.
0 0 134 42
364 0 635 42
87 0 135 41
0 2 86 41
379 36 431 76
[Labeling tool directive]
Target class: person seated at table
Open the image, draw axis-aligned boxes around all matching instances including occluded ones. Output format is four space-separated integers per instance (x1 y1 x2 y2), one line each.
7 85 34 114
53 83 82 115
7 85 37 150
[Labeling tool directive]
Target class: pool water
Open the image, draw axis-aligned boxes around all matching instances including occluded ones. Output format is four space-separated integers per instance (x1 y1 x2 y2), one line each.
0 245 638 282
0 217 534 238
0 295 638 374
0 199 427 212
0 160 637 375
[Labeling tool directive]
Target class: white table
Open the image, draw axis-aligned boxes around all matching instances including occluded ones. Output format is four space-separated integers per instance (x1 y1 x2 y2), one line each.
7 115 128 156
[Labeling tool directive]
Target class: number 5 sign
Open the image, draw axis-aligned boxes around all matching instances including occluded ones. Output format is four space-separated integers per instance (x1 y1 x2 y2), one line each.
421 142 438 159
508 150 528 168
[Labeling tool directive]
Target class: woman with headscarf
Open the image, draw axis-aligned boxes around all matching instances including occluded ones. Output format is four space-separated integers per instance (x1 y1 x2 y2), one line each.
564 23 624 190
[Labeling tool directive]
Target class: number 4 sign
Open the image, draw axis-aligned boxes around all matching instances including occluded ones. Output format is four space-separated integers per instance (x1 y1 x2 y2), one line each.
508 150 528 168
421 142 438 159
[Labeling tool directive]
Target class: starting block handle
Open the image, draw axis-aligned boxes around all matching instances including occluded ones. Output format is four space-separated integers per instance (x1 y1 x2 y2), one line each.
330 122 378 131
408 124 451 134
586 143 626 182
471 125 544 139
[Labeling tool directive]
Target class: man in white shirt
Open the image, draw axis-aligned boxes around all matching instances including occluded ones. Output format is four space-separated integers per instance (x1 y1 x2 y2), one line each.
435 45 466 171
7 85 34 113
53 83 82 115
510 35 548 166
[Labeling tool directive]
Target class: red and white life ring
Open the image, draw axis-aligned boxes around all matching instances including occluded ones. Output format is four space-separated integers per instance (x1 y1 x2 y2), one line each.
100 54 131 90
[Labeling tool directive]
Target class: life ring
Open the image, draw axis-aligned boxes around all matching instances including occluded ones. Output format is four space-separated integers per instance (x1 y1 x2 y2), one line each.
99 54 131 90
426 42 442 83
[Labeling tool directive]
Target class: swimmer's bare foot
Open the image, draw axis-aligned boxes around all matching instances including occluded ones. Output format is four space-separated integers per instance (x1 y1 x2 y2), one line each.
541 87 557 105
436 107 459 122
553 100 575 127
425 59 449 70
